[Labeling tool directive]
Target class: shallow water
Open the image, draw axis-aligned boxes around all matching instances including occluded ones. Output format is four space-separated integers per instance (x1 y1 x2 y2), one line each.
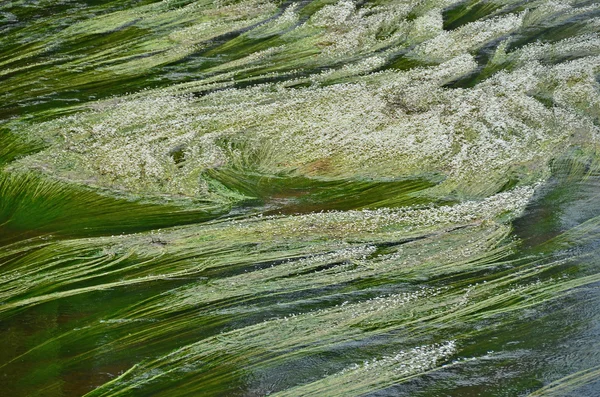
1 0 600 396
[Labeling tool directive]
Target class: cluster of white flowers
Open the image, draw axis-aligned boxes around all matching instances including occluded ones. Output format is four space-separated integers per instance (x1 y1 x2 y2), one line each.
343 341 456 374
10 0 600 212
517 34 600 64
174 245 378 307
414 12 525 62
345 288 440 319
22 48 598 201
236 186 534 239
169 0 278 45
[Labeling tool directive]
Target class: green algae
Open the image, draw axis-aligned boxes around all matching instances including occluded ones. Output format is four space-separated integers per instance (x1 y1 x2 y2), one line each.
1 0 600 396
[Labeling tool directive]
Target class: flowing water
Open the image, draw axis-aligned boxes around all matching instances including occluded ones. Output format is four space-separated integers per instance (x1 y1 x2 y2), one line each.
1 0 600 396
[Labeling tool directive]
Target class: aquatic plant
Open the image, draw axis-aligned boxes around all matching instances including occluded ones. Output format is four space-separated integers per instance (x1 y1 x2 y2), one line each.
1 0 600 395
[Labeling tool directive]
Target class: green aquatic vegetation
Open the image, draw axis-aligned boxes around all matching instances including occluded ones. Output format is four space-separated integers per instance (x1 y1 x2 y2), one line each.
2 0 600 396
271 341 458 397
54 216 598 396
10 35 599 202
0 169 231 244
0 185 528 316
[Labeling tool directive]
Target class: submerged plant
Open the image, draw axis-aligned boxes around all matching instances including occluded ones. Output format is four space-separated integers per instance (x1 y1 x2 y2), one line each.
1 0 600 396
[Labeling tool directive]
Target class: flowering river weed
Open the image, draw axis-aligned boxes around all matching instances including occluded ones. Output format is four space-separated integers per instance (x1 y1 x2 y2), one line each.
1 0 600 396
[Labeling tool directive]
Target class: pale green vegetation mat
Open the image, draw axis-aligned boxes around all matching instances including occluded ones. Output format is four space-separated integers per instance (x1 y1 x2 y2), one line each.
1 0 600 395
